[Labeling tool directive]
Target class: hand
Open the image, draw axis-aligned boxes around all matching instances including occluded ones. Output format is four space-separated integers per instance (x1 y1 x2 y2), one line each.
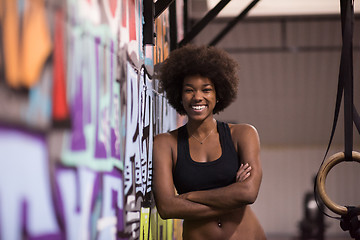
236 163 252 182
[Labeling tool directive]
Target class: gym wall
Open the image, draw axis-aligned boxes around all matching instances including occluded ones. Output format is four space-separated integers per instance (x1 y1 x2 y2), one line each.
0 0 181 239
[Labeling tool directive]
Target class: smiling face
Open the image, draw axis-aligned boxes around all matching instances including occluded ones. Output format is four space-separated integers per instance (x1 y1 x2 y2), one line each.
182 75 217 121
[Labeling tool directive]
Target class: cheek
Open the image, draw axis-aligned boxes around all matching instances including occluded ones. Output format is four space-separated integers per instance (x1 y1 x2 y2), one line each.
212 93 217 102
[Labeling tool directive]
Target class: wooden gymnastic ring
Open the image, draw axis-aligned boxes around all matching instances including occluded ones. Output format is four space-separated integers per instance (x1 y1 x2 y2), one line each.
316 151 360 216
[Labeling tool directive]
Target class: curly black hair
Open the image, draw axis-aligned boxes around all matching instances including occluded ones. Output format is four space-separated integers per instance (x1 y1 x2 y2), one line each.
158 44 239 115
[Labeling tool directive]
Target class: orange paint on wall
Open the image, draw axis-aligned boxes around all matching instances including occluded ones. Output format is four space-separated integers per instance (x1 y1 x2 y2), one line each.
3 0 20 87
2 0 52 89
153 12 170 65
21 0 52 88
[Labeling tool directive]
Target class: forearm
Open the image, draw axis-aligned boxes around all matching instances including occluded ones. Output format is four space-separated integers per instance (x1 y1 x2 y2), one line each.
184 181 259 209
157 194 231 220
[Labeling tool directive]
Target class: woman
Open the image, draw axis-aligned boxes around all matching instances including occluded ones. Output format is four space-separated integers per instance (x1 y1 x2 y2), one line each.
153 45 266 240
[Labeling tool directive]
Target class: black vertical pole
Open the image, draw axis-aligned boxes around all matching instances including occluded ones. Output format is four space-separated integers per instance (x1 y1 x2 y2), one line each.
169 1 177 51
339 0 354 161
183 0 189 38
143 0 155 45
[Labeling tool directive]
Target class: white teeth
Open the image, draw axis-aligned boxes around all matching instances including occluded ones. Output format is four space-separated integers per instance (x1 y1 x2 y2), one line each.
192 105 205 110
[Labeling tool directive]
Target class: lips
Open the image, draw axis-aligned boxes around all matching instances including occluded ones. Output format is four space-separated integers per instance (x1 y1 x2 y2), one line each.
191 105 207 111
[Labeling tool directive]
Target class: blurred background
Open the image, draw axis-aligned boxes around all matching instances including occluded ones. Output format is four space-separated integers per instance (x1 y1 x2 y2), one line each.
189 0 360 239
0 0 359 239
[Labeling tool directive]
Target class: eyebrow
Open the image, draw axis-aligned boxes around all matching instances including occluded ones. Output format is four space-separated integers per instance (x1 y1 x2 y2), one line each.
183 83 213 87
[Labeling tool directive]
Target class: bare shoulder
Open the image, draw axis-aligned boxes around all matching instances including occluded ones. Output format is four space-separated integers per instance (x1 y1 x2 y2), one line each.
228 123 258 137
228 123 260 148
153 129 179 169
153 129 178 150
229 124 260 158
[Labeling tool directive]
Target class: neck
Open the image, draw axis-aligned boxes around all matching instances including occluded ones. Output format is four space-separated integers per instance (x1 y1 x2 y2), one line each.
187 118 216 136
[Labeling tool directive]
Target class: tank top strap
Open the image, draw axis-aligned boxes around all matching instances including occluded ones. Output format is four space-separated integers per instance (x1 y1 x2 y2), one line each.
217 121 226 144
217 121 237 153
177 124 188 159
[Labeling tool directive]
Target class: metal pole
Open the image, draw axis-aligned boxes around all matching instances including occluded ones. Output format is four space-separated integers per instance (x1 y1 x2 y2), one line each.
209 0 260 46
178 0 232 47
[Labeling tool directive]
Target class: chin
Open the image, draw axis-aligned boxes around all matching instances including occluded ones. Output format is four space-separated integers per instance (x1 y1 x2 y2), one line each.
188 114 213 121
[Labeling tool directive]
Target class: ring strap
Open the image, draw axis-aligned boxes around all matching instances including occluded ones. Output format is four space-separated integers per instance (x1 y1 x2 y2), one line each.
315 0 360 220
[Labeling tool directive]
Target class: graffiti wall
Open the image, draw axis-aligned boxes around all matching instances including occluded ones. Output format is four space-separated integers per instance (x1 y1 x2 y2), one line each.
0 0 182 239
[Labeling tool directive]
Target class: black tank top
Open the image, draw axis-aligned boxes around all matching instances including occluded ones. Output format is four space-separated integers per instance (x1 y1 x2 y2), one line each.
173 121 241 194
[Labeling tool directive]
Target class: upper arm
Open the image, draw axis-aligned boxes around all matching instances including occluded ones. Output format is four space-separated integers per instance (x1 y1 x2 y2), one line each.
233 124 262 202
152 133 177 215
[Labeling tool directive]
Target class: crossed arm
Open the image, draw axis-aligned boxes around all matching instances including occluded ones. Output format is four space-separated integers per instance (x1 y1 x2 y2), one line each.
152 124 262 220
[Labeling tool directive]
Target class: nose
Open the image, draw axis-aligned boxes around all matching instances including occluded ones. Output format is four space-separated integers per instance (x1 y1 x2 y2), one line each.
193 90 203 100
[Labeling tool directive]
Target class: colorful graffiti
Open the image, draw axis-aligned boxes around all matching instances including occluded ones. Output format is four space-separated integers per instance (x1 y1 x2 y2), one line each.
0 0 183 239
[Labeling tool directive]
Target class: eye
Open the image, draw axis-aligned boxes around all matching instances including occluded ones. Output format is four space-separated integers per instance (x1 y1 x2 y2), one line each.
184 88 193 93
203 88 213 93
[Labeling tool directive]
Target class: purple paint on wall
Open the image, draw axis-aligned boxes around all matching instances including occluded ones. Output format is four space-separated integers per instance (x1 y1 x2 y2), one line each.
21 200 28 239
71 75 86 151
53 167 67 235
109 41 114 111
111 129 120 159
90 173 102 212
109 41 121 160
84 54 92 127
28 234 63 240
75 169 81 213
94 37 107 159
112 189 124 230
109 169 125 237
21 199 63 240
109 41 114 110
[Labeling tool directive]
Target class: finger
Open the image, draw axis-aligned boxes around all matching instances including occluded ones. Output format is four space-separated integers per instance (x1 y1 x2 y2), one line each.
238 172 250 182
242 165 252 174
238 165 251 177
236 165 245 177
236 171 244 181
238 164 244 172
242 163 249 169
236 163 247 175
242 172 250 181
239 166 252 179
240 172 251 182
236 163 251 182
236 172 242 181
238 163 247 171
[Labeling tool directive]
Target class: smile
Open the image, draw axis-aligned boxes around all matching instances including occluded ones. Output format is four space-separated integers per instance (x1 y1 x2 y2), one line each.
191 105 207 111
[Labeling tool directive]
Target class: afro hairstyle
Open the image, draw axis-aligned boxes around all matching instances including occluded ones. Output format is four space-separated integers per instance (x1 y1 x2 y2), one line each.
158 44 240 115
